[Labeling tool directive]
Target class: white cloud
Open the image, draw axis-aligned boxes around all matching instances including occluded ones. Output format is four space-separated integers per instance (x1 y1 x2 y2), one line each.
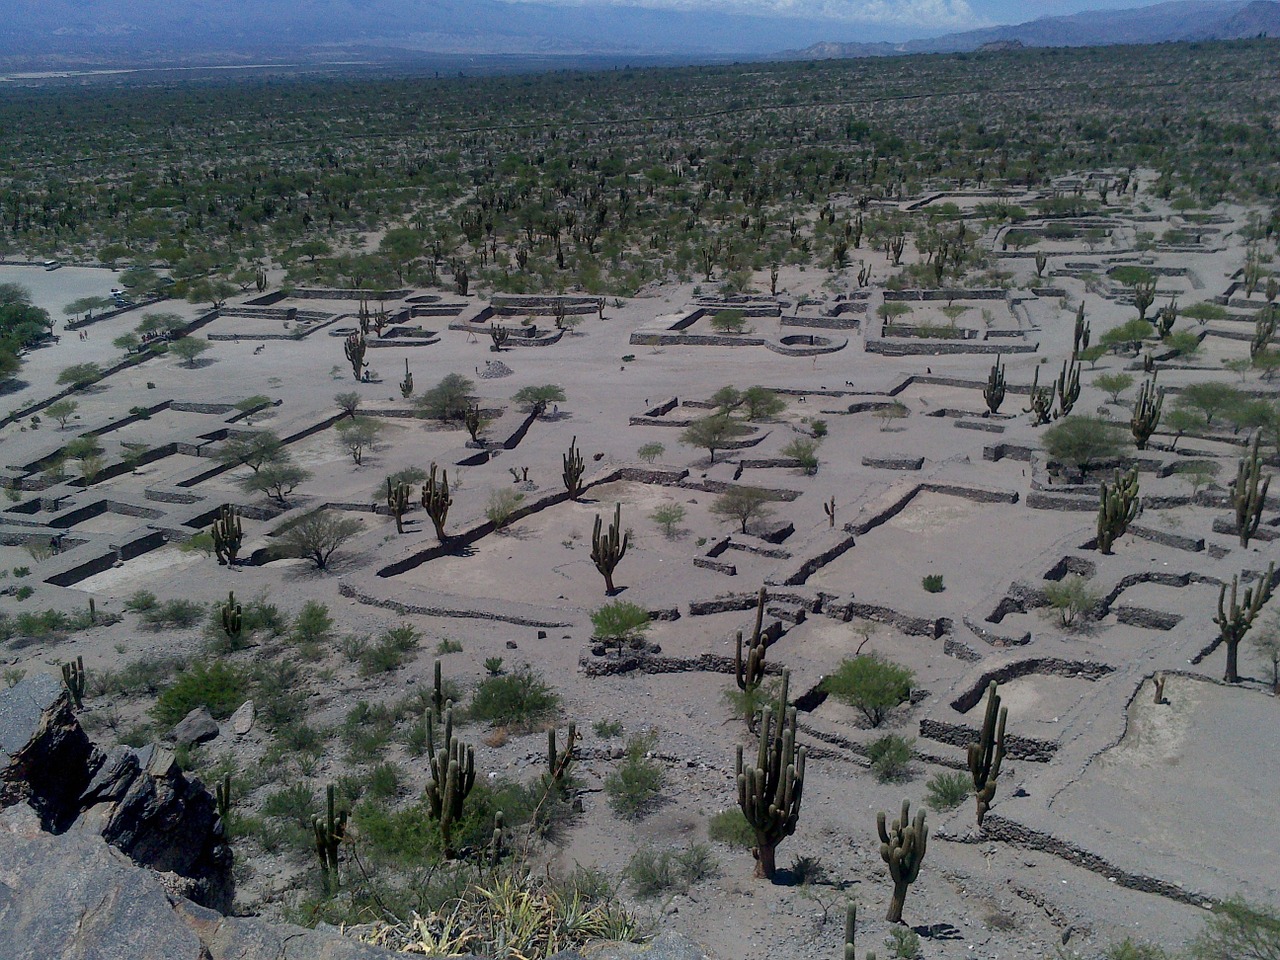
497 0 984 29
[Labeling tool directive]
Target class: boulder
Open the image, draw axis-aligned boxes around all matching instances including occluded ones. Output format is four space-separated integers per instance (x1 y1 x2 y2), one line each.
229 700 255 736
172 707 219 747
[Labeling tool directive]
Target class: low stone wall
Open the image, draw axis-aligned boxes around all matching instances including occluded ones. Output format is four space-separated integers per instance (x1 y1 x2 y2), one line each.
580 650 742 678
1128 523 1204 552
288 287 410 300
1114 606 1182 630
693 557 736 576
774 532 857 587
943 637 982 662
825 599 948 638
918 718 1057 761
337 581 570 628
868 338 1036 356
629 332 766 347
862 455 924 470
950 658 1114 713
766 337 847 357
963 616 1032 647
781 313 862 330
883 288 1006 301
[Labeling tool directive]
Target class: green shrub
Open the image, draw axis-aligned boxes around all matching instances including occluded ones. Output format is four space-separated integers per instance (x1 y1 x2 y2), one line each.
368 761 402 800
124 590 158 613
867 734 914 783
707 808 755 849
822 654 914 727
1188 897 1280 960
592 719 623 738
625 843 718 899
921 574 945 593
468 667 559 729
358 625 420 677
924 771 971 811
605 731 664 819
885 926 921 959
590 601 650 643
436 638 463 654
141 598 205 629
152 661 248 726
483 657 504 676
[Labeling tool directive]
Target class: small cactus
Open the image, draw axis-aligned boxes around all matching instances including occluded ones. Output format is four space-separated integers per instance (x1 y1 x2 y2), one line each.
211 504 243 566
421 463 452 542
823 496 836 528
344 331 367 380
399 358 413 398
426 702 476 858
313 784 348 896
547 722 577 793
878 800 928 923
220 590 242 641
215 773 233 825
984 355 1006 415
387 478 412 535
967 681 1007 826
1097 467 1140 555
61 655 85 709
1130 374 1163 450
736 670 806 880
590 503 629 595
1022 366 1052 426
1232 432 1271 548
563 436 585 499
1214 562 1275 683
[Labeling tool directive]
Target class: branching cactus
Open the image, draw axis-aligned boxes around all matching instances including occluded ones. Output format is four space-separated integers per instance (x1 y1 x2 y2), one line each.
1022 366 1052 426
735 669 806 880
984 355 1006 415
344 331 367 380
212 504 242 566
1053 355 1081 419
1214 562 1275 683
1097 467 1140 554
1035 252 1047 278
563 435 585 499
1157 298 1178 339
220 590 242 641
421 462 452 542
735 586 769 693
1133 279 1156 321
464 403 484 443
878 799 928 923
591 503 629 595
1233 432 1271 548
967 681 1007 826
1130 374 1163 450
426 702 476 858
1251 304 1277 358
823 496 836 528
547 722 577 793
61 655 85 709
386 478 411 534
489 324 509 351
845 901 876 960
399 358 413 399
313 784 348 896
1073 302 1090 354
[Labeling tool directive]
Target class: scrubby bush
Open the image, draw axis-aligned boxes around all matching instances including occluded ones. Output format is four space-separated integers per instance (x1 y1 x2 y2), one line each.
152 661 249 726
707 809 755 849
924 771 971 811
468 667 559 729
822 654 914 727
868 734 914 782
605 730 664 819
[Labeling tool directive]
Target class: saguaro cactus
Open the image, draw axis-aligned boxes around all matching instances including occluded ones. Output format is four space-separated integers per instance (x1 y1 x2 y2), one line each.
1133 279 1156 321
1214 562 1275 683
844 902 877 960
878 799 928 923
215 773 233 829
220 590 242 641
591 503 629 595
735 669 806 880
1035 252 1047 278
1157 298 1179 339
61 655 85 709
1096 467 1140 555
1053 355 1081 419
489 324 509 351
984 355 1006 415
967 681 1007 826
1023 366 1053 426
1251 304 1277 359
1129 374 1163 450
1233 432 1271 548
211 504 242 566
399 358 413 399
426 703 476 858
735 586 770 693
823 496 836 528
421 462 452 542
563 435 585 499
344 331 367 380
386 478 411 534
313 784 348 896
464 403 484 443
1073 302 1090 354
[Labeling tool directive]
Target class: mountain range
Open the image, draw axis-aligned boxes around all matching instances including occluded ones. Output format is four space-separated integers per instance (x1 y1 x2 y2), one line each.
783 0 1280 60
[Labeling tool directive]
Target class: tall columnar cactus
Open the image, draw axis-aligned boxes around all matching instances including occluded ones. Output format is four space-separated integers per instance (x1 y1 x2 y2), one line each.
735 586 769 693
426 702 476 858
215 773 233 835
220 590 242 641
889 235 905 265
211 504 242 566
1234 432 1272 548
313 783 348 896
1157 298 1179 339
61 655 85 709
591 503 629 595
1129 374 1164 450
421 462 452 542
490 810 505 865
1097 467 1140 555
1252 304 1277 359
735 669 806 880
1073 302 1090 354
1023 366 1053 426
1214 562 1275 683
1035 252 1047 278
489 324 509 351
844 901 877 960
983 355 1006 415
464 403 484 443
386 478 411 534
1053 355 1081 419
563 435 585 499
431 659 445 719
877 799 928 923
1133 279 1156 321
967 681 1007 826
399 358 413 399
547 722 577 794
344 331 367 380
823 496 836 528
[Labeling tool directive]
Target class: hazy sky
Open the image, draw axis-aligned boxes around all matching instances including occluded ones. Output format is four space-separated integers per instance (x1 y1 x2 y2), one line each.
498 0 1187 30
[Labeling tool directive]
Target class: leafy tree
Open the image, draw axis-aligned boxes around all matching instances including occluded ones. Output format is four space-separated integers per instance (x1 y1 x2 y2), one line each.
1188 897 1280 960
1164 330 1202 357
780 437 820 475
1177 382 1243 425
1043 575 1103 628
45 399 78 429
742 386 785 421
710 485 775 534
1041 416 1127 471
334 391 362 418
1183 302 1229 325
1094 373 1134 403
63 296 112 321
186 278 237 309
276 511 362 569
709 386 744 412
680 414 749 463
822 654 914 727
709 309 747 333
216 430 284 473
241 461 310 504
1100 318 1154 353
590 601 651 643
136 312 185 338
119 266 160 295
335 417 383 465
56 363 102 389
416 373 475 421
649 503 685 538
637 442 665 463
169 337 210 367
877 400 910 430
511 384 566 413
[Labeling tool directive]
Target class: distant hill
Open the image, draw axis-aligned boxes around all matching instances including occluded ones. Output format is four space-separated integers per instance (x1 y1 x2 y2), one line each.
783 0 1280 60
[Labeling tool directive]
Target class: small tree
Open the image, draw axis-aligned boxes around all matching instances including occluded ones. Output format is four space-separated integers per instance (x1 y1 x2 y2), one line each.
416 373 475 421
1041 416 1126 473
242 461 310 505
710 309 747 334
1043 575 1102 629
169 337 210 367
1251 620 1280 694
335 417 383 465
711 486 774 534
649 503 686 539
1094 373 1134 403
216 430 284 473
680 414 750 463
590 601 650 645
877 401 910 431
822 654 914 727
637 442 664 463
511 384 566 413
742 386 785 421
709 386 744 413
334 392 362 418
780 437 820 475
277 511 362 569
56 363 102 389
46 399 78 429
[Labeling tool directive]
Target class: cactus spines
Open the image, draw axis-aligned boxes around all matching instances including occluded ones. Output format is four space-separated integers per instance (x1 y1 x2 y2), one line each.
1233 432 1271 548
1214 562 1275 683
220 590 242 641
399 358 413 398
547 722 577 792
591 503 629 595
215 773 233 825
489 324 509 351
563 435 585 499
313 784 348 896
1053 355 1081 419
1096 467 1140 554
984 355 1006 415
426 702 476 858
1023 366 1053 426
344 331 367 380
1073 302 1090 354
967 681 1007 826
61 655 85 709
735 587 769 693
421 462 452 542
464 403 484 443
211 504 243 566
735 669 806 880
1130 374 1164 450
823 496 836 528
386 477 412 534
877 799 928 923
